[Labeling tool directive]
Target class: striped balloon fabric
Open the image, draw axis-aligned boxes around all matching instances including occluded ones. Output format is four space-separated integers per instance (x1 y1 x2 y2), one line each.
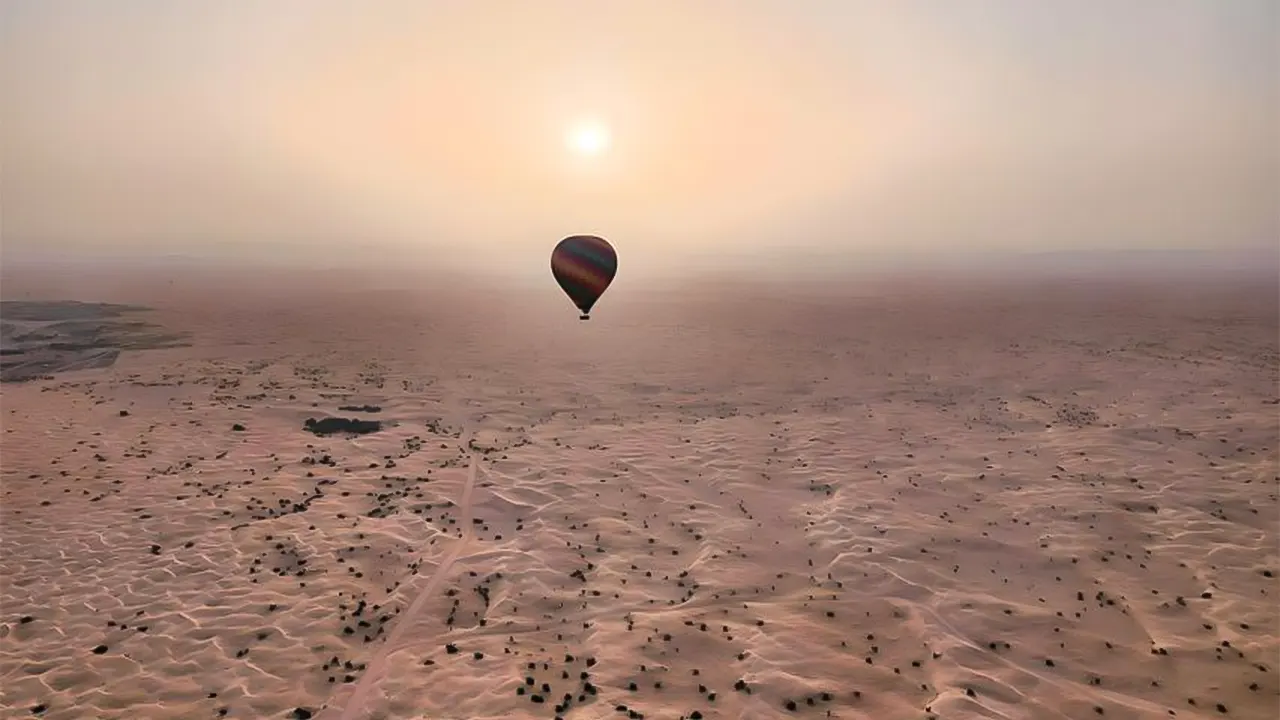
551 235 618 319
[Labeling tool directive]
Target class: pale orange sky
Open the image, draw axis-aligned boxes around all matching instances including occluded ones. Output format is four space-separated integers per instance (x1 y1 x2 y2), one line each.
2 1 1276 278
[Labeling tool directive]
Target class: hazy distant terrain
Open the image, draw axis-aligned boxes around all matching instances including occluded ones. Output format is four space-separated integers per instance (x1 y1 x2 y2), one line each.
0 301 188 383
0 263 1276 720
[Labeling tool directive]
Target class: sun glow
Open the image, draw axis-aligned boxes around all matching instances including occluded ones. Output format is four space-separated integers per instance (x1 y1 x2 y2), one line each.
566 120 611 157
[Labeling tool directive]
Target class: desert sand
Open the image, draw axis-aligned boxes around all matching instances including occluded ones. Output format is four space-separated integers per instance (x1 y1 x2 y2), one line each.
1 265 1277 720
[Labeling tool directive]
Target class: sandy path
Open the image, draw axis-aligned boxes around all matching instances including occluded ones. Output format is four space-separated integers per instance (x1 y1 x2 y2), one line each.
327 421 482 720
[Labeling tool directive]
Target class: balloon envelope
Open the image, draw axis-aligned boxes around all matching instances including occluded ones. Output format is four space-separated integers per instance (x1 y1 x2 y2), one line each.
551 235 617 319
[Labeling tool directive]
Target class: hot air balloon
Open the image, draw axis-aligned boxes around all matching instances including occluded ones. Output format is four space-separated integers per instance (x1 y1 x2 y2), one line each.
551 235 617 320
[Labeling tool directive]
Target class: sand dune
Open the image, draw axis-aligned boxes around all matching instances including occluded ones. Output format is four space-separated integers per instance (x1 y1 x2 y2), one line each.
1 268 1277 720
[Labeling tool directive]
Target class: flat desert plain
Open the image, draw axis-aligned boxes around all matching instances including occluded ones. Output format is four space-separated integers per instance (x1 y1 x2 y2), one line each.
1 266 1277 720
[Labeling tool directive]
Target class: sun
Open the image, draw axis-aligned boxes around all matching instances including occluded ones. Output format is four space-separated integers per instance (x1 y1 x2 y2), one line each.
566 120 611 157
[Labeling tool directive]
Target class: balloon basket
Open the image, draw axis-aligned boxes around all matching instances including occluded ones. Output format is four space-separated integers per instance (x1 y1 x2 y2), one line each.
579 314 590 321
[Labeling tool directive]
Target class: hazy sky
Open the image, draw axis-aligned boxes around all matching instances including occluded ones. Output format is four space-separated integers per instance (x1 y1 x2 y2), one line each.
2 1 1276 276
